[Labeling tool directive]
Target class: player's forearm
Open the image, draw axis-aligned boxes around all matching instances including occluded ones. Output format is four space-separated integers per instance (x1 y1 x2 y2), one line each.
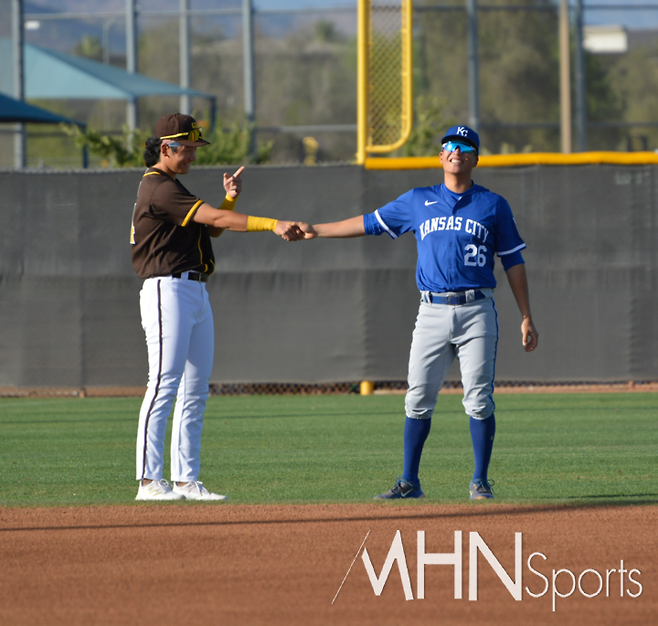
506 263 539 351
505 263 533 319
205 209 249 231
208 195 237 236
194 200 255 232
194 196 241 234
312 216 366 238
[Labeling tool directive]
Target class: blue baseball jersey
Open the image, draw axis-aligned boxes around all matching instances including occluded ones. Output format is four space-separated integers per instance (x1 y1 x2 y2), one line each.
363 183 526 292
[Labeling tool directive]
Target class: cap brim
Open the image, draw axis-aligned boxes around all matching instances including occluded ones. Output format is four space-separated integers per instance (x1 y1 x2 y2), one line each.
441 135 478 151
177 138 210 147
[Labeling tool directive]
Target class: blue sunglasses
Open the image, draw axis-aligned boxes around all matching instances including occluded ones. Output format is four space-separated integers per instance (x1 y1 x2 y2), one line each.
442 140 477 154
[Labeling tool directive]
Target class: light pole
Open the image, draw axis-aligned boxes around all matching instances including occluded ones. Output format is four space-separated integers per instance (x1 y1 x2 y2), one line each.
125 0 138 130
574 0 587 151
179 0 190 115
243 0 256 155
12 0 26 169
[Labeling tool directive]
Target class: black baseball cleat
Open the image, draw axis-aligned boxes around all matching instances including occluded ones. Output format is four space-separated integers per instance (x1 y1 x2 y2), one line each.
374 477 425 499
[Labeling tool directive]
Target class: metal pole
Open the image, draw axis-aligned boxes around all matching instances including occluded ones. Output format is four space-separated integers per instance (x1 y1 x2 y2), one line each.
559 0 572 153
466 0 480 132
179 0 190 115
356 0 368 165
243 0 256 154
102 18 114 65
102 17 115 131
574 0 586 151
12 0 26 169
125 0 138 130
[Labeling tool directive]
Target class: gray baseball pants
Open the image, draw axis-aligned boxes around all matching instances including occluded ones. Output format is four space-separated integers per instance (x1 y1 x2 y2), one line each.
405 291 498 421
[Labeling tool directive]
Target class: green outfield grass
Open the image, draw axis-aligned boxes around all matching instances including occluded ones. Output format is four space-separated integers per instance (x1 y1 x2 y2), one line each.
0 392 656 507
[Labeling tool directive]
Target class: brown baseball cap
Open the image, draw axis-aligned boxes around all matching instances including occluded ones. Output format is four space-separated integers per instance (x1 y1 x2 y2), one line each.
154 113 210 147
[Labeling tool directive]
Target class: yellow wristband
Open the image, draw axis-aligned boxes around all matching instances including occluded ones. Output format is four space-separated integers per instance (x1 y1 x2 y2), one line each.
247 216 279 232
219 194 237 211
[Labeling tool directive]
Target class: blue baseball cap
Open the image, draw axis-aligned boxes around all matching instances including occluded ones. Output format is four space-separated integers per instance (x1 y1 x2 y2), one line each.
441 125 480 152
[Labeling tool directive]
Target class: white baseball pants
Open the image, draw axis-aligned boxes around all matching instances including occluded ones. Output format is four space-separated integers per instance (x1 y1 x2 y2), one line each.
136 276 214 483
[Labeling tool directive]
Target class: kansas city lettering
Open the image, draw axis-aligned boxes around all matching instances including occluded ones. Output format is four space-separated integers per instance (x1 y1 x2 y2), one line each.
420 217 489 242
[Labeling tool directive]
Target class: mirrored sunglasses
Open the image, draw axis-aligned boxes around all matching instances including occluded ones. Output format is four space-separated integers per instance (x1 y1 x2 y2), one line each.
442 140 476 154
160 127 203 142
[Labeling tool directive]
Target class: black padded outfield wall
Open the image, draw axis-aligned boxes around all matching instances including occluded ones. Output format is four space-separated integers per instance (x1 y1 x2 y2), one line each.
0 163 656 389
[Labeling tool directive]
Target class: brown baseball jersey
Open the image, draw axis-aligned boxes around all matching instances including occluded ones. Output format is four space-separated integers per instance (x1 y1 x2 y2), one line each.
130 168 215 279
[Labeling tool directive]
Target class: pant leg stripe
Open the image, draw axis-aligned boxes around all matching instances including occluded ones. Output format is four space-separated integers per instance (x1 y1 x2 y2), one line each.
139 279 164 481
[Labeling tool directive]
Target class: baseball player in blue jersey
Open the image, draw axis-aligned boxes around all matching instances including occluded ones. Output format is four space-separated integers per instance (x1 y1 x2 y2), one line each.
301 125 538 500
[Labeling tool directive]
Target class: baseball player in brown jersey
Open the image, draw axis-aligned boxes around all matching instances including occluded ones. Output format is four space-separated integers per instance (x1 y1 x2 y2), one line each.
131 113 306 501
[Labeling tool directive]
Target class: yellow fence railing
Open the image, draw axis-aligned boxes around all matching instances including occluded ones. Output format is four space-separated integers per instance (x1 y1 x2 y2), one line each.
364 152 658 170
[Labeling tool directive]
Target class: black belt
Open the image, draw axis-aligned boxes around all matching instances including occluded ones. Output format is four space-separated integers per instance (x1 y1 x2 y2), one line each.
424 290 485 305
172 271 208 283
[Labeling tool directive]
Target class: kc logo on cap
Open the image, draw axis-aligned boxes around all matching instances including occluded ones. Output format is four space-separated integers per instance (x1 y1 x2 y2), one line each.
441 125 480 151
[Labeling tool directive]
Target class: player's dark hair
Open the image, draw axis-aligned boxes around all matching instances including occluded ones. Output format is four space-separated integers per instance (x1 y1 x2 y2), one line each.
144 137 162 167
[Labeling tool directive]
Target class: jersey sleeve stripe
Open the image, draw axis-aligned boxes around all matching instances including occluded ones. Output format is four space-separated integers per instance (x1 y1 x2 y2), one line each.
182 200 204 227
374 209 398 239
497 243 526 256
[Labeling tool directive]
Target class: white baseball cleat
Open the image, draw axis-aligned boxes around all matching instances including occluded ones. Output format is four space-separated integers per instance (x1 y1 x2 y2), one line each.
135 479 185 501
172 481 228 501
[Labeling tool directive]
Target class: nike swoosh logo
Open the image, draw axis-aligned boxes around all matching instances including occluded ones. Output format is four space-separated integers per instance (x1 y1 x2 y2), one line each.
425 200 438 206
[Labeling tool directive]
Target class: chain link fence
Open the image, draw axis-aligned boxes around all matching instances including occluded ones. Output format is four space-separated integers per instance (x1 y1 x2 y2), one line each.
364 0 413 152
4 2 658 167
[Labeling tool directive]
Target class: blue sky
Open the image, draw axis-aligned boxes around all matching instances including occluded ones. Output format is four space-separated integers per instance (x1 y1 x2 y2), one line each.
582 0 658 28
24 1 658 30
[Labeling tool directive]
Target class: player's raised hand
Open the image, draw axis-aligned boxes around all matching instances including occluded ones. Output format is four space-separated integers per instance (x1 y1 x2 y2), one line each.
223 166 244 198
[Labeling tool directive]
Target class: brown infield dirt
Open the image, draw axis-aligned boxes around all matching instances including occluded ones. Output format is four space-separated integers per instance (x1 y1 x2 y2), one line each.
0 503 655 626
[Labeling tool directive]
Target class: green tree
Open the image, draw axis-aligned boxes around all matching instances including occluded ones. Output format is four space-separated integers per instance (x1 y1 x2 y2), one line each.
477 0 562 152
194 120 273 165
62 125 148 167
397 95 456 157
62 120 272 168
414 0 561 153
606 44 658 150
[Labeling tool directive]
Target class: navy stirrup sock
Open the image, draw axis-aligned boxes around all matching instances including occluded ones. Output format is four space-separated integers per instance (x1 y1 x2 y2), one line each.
470 414 496 481
402 416 432 484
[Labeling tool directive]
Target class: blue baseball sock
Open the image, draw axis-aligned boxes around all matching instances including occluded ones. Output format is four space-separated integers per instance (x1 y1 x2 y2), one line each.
402 416 432 485
470 414 496 482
